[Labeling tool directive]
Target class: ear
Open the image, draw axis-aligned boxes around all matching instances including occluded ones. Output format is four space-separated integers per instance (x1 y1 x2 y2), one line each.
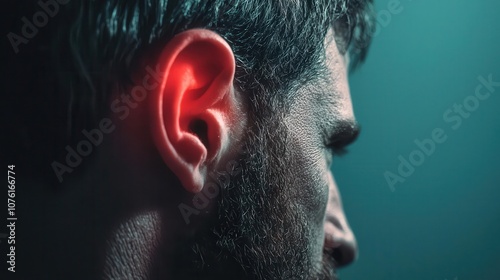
150 29 238 193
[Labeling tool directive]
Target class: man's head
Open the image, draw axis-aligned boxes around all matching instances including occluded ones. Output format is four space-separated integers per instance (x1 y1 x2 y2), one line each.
8 0 374 279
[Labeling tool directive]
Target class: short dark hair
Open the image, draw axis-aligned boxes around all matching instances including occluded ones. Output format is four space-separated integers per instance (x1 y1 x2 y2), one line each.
5 0 374 182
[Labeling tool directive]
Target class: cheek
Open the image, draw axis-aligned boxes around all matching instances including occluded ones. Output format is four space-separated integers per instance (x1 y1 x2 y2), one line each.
284 82 336 262
285 136 329 265
285 110 330 225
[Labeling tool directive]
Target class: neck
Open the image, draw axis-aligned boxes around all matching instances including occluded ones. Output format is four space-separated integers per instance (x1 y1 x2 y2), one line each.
61 136 190 279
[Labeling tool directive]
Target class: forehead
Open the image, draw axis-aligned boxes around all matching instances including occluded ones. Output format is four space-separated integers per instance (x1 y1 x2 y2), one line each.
287 28 355 137
324 28 355 123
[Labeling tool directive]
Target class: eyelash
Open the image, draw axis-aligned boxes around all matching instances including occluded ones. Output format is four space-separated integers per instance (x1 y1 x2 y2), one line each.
325 142 349 158
322 124 359 159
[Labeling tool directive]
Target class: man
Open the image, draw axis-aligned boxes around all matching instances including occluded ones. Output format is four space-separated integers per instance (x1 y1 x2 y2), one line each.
5 0 375 279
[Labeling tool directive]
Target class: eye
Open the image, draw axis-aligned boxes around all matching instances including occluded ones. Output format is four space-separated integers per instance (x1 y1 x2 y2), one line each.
325 141 350 158
322 121 360 161
323 141 348 168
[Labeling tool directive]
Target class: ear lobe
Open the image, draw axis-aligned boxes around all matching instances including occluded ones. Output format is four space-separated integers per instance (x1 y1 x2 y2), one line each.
151 29 236 193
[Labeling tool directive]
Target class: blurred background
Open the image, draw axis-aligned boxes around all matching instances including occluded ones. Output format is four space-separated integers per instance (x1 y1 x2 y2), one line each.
335 0 500 279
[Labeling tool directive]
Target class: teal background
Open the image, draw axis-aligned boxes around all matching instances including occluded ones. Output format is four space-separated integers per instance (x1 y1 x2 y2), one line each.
334 0 500 279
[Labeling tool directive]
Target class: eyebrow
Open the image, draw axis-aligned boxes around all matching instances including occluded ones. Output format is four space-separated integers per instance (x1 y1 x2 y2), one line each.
326 119 361 151
331 1 376 71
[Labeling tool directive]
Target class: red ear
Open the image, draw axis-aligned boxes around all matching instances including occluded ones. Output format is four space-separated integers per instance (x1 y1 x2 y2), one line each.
150 29 236 193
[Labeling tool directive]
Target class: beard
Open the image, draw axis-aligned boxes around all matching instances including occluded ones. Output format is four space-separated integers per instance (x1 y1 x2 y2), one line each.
169 100 338 280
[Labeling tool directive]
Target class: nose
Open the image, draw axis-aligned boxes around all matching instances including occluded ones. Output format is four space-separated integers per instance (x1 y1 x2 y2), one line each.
324 172 358 267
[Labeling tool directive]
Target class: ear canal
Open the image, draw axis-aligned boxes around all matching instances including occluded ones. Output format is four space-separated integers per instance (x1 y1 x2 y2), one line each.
189 119 209 149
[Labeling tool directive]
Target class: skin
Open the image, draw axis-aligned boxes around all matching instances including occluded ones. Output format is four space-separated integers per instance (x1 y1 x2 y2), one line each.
20 28 357 280
285 28 357 267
